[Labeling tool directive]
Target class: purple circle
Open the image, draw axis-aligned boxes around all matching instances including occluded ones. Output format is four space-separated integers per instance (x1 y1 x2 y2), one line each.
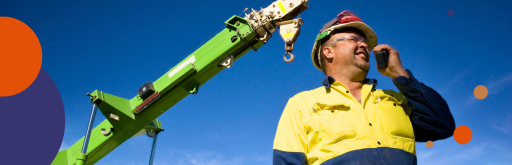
0 68 65 164
448 9 455 16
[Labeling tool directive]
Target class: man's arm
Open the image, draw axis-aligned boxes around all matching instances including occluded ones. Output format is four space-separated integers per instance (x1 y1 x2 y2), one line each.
393 69 456 142
372 44 455 142
273 98 307 165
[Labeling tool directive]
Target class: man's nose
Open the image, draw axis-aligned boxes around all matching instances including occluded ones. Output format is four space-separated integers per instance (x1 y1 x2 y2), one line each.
358 41 368 50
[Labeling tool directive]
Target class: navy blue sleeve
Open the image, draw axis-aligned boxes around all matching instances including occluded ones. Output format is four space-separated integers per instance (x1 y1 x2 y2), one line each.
273 149 306 165
392 69 456 142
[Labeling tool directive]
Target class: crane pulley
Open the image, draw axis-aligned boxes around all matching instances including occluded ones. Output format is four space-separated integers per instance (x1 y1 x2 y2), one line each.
243 0 308 63
276 18 304 63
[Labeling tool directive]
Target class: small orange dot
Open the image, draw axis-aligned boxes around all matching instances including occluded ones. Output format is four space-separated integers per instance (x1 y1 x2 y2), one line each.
474 85 488 100
426 141 433 148
0 17 42 97
454 125 472 145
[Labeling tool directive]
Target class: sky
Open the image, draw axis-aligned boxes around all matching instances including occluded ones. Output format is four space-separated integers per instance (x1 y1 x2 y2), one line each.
2 0 512 164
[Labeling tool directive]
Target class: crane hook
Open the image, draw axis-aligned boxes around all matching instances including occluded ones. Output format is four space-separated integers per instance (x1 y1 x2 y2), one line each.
284 52 295 63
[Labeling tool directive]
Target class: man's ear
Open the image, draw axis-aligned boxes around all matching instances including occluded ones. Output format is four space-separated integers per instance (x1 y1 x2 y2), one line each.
322 46 335 59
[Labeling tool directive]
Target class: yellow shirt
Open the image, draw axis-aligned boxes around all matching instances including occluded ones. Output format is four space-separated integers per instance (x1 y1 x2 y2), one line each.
273 79 416 165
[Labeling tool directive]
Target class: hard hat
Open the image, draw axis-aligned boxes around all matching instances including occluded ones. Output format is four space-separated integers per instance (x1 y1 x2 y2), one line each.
311 11 378 71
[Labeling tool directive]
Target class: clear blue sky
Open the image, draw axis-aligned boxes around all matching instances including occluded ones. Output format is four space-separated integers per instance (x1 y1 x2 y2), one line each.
2 0 512 164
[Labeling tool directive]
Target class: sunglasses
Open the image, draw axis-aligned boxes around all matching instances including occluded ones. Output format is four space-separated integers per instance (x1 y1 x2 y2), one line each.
326 35 367 46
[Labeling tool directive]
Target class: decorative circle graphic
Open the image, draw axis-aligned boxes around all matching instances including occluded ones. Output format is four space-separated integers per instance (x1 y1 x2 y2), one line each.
0 17 42 97
0 69 65 164
474 85 488 99
454 125 472 145
447 9 455 16
426 141 433 148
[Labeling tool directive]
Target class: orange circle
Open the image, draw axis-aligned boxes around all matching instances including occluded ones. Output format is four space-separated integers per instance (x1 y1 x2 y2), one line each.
0 17 42 97
454 125 472 145
474 85 488 100
426 141 433 148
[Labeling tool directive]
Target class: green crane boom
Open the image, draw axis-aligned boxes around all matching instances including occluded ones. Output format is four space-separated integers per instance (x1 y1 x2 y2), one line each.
52 0 309 164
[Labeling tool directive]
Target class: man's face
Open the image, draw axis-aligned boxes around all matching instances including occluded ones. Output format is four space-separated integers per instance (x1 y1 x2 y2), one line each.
326 31 370 72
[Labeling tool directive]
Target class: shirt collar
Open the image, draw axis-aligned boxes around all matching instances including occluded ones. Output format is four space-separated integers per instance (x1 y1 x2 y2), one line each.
365 79 378 88
322 76 378 89
322 76 336 89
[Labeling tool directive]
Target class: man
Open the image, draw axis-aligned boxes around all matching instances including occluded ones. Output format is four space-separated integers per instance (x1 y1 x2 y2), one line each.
273 11 455 165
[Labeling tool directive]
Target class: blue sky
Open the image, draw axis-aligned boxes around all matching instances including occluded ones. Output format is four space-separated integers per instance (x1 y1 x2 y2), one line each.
2 0 512 164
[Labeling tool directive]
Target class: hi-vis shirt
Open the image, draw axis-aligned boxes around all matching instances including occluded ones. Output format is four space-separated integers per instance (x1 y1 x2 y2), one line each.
273 70 455 165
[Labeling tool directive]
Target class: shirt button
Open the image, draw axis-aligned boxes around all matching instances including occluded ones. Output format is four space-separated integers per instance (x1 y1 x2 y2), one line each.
393 103 396 106
377 141 381 145
369 123 372 126
331 111 334 113
346 90 349 93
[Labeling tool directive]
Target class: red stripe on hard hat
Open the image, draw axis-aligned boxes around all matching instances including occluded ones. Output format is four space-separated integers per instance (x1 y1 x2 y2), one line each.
340 16 363 24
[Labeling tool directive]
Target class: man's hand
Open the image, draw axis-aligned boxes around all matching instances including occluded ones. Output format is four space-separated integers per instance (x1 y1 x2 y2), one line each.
373 44 409 79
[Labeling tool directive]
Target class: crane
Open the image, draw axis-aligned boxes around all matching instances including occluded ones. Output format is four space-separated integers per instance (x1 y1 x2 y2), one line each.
51 0 310 164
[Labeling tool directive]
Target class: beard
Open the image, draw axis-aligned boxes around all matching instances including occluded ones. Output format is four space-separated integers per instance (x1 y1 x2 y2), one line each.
353 55 370 72
355 61 369 71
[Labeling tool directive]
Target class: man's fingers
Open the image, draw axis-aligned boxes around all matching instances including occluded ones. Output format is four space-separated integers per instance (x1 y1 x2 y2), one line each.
373 44 385 52
373 44 391 52
374 44 400 58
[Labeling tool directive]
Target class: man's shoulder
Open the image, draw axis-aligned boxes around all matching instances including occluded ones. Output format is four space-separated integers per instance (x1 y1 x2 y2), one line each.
281 86 326 115
286 86 328 107
290 86 325 100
